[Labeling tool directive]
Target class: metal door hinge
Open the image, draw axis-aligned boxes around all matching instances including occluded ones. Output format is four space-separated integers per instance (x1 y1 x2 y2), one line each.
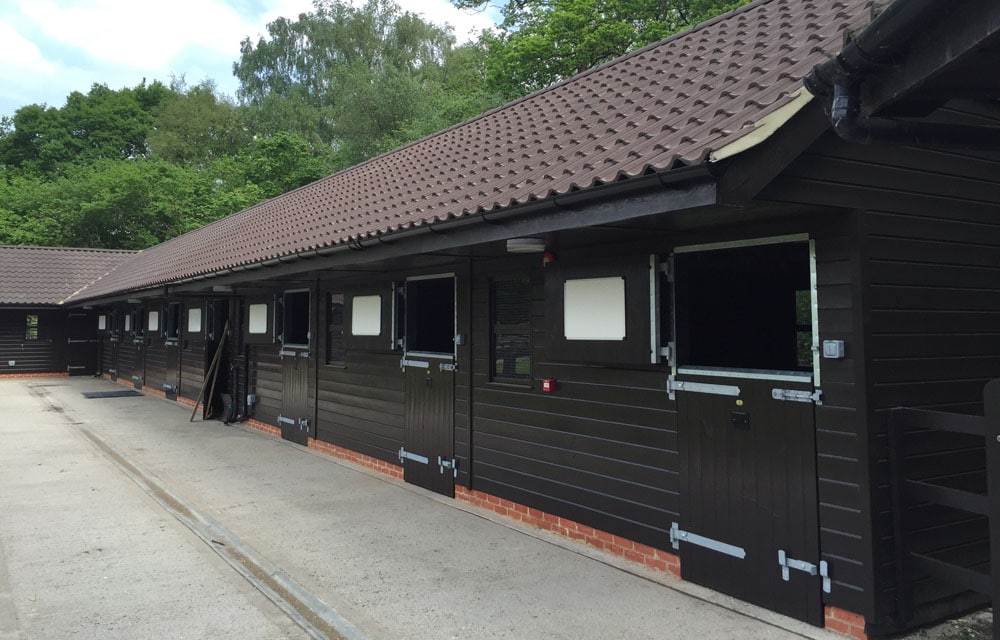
658 342 675 365
771 388 822 405
400 358 430 370
778 550 831 593
439 362 457 373
277 415 295 426
669 523 746 559
398 447 429 464
437 456 458 477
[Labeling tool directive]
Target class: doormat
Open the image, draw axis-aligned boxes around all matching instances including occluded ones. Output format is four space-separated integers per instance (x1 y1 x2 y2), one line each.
82 390 143 399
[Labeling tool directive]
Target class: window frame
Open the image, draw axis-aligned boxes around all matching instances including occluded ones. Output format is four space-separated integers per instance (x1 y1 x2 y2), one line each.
490 276 533 385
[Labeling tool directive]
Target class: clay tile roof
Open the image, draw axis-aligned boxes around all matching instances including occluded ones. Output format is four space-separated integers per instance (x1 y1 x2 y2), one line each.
78 0 875 300
0 245 137 305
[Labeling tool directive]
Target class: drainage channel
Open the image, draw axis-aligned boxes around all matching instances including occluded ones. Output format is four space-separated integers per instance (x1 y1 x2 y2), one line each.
31 387 366 640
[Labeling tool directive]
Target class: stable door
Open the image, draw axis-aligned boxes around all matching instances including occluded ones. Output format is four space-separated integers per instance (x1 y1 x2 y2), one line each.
399 275 456 497
671 237 825 625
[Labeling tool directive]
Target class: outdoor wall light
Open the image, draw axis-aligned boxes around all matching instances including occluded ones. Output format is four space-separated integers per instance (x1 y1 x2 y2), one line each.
506 237 546 253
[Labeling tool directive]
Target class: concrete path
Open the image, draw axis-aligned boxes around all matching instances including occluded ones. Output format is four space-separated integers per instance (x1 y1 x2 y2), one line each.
0 377 848 640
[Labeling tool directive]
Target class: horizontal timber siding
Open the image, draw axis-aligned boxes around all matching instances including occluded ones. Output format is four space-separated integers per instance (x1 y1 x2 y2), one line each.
0 310 65 374
470 263 677 550
761 113 1000 628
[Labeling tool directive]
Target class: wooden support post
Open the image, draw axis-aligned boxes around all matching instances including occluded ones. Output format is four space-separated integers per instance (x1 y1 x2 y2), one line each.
983 379 1000 640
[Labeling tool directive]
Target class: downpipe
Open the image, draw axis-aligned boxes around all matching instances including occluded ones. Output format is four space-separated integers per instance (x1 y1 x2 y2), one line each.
831 83 1000 151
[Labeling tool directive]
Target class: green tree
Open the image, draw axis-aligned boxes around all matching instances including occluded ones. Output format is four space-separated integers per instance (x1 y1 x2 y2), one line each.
454 0 753 98
0 81 169 174
148 79 250 166
234 0 478 167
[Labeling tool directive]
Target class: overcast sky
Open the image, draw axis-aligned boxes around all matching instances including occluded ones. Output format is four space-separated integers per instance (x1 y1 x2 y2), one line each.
0 0 498 119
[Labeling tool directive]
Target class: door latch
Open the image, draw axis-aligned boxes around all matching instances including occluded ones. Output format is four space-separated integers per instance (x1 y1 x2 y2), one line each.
777 549 831 593
771 388 822 405
437 456 458 477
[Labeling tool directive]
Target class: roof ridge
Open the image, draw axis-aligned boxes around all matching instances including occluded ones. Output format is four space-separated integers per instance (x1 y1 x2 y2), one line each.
0 244 139 254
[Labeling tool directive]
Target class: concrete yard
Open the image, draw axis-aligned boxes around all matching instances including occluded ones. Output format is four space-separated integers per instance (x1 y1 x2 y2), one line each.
0 377 871 639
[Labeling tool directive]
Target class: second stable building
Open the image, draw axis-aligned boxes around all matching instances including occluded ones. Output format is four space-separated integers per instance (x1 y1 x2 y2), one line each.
16 0 1000 637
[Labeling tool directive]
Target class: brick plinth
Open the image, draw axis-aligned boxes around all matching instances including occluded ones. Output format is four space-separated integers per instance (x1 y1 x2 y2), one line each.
825 606 867 640
242 417 281 438
455 486 681 577
0 371 69 379
307 438 404 479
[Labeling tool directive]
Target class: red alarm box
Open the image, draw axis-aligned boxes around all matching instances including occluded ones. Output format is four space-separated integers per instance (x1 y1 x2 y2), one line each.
542 379 556 393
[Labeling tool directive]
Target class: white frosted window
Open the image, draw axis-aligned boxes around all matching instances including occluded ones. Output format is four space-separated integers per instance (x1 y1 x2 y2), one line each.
351 295 382 336
147 311 159 332
187 307 202 333
248 304 268 334
564 277 626 340
124 314 131 331
98 314 107 330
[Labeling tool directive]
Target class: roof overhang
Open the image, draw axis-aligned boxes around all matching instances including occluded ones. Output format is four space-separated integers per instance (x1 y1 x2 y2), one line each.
72 167 718 304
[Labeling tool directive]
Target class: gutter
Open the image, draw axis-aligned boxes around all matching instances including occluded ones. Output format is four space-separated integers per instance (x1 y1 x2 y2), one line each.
804 0 1000 150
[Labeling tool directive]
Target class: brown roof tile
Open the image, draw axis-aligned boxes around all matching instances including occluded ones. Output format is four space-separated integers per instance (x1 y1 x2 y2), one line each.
79 0 875 300
0 245 137 305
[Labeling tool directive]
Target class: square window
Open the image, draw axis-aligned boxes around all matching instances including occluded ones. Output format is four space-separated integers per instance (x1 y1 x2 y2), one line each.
351 295 382 336
188 307 202 333
563 277 626 340
248 304 268 334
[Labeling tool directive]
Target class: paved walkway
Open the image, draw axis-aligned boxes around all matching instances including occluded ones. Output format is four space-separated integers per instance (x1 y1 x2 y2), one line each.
0 377 850 640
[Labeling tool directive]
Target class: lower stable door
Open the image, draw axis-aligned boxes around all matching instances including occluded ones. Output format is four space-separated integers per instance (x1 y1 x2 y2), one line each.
670 236 825 625
398 274 457 497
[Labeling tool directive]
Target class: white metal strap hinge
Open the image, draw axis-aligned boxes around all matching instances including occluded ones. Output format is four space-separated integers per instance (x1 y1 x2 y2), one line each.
277 415 295 426
398 447 429 465
279 349 297 358
669 523 746 559
777 550 831 593
439 362 457 373
771 388 823 405
437 456 458 477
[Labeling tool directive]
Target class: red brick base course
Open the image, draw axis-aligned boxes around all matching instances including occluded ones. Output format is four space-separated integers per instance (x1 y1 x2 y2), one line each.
825 607 867 640
307 438 404 480
0 371 70 379
455 486 681 577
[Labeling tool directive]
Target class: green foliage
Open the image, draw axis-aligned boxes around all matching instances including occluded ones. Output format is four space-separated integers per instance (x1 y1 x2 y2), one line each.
455 0 753 98
233 0 499 168
147 79 250 166
0 0 747 251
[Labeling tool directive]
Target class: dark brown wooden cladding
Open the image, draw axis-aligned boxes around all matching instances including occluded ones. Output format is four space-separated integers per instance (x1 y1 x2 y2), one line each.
0 310 66 374
761 117 1000 628
470 260 677 549
249 344 282 426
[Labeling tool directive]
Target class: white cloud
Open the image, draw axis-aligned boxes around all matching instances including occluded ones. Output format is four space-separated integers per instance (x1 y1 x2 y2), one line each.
0 0 496 118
